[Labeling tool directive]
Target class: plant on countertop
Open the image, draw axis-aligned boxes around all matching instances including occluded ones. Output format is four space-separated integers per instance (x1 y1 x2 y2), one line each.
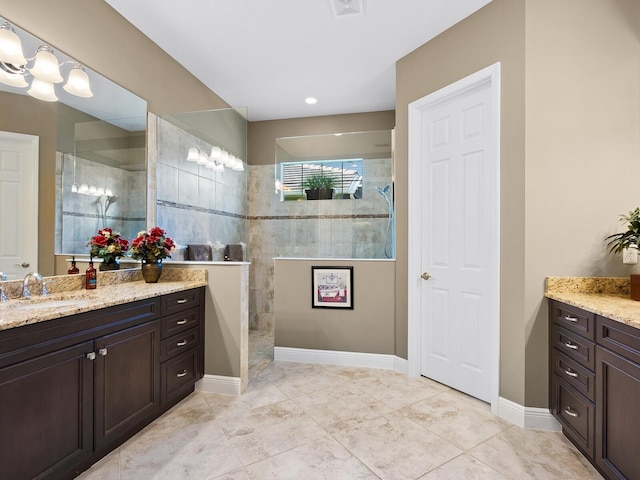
88 228 129 263
130 227 175 263
302 173 337 191
605 208 640 253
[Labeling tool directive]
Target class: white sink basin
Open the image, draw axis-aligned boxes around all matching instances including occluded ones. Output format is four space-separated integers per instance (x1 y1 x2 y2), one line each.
16 299 91 311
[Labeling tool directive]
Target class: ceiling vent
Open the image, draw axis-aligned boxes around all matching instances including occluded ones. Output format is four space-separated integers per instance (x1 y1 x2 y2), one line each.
331 0 364 18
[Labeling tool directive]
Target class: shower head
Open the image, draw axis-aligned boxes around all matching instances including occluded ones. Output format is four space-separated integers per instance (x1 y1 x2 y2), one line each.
376 184 391 196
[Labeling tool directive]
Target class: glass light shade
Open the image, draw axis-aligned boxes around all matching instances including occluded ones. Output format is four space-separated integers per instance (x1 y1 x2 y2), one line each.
30 46 63 83
210 146 222 159
197 153 209 165
63 65 93 97
96 187 105 196
78 184 89 194
105 188 113 197
27 77 58 102
88 185 97 195
214 162 224 172
0 24 27 65
204 161 216 169
186 147 199 161
219 150 230 166
232 157 244 171
71 184 78 193
0 68 27 87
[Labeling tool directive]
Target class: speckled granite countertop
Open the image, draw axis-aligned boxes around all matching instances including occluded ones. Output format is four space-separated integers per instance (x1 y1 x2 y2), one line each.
545 276 640 329
0 268 207 332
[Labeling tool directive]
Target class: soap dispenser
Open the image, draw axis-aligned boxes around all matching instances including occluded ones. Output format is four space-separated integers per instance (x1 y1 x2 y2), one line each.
85 257 97 290
68 256 80 275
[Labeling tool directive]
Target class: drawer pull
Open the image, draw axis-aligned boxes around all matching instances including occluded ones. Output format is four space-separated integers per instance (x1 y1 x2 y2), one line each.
98 348 108 356
176 369 188 378
564 407 579 418
564 368 578 378
564 341 578 350
86 352 96 360
176 298 188 304
177 319 188 325
176 340 188 347
564 315 578 323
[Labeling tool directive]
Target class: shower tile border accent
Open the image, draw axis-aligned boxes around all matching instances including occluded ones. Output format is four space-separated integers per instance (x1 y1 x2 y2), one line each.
63 211 146 222
249 213 390 220
157 199 248 220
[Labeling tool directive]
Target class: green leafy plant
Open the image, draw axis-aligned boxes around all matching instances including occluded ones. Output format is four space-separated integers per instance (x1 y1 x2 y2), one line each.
302 173 336 190
606 208 640 253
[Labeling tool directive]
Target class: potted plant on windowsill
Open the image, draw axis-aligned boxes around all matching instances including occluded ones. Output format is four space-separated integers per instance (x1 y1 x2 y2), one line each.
302 173 336 200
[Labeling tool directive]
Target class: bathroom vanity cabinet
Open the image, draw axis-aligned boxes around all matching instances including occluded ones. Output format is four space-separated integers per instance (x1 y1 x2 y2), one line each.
0 287 204 480
549 299 640 480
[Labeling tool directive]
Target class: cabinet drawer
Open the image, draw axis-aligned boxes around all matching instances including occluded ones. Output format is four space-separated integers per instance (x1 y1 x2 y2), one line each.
161 327 200 362
597 315 640 365
161 308 200 339
552 323 595 370
552 348 595 402
552 375 595 458
161 348 199 404
549 300 595 341
161 289 201 316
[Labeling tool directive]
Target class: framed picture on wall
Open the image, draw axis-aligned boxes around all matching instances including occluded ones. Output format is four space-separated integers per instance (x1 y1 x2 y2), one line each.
311 266 354 309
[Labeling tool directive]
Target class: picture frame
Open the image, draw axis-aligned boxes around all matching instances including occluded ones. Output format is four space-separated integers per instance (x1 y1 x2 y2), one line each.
311 266 353 309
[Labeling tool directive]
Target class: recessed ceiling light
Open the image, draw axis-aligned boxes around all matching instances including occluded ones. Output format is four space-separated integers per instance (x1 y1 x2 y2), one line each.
305 97 318 105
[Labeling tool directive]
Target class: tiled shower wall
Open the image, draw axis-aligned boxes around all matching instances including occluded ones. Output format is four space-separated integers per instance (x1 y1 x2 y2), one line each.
248 158 393 331
56 152 146 254
155 118 248 259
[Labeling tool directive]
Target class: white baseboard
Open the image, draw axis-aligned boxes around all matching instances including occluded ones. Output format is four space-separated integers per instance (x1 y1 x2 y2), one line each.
274 346 406 373
196 374 242 396
497 396 561 431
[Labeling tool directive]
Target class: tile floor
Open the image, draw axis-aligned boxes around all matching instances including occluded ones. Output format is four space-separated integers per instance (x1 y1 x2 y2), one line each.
77 354 604 479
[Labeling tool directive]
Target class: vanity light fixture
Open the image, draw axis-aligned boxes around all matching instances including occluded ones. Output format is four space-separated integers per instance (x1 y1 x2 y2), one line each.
185 145 245 172
0 21 93 101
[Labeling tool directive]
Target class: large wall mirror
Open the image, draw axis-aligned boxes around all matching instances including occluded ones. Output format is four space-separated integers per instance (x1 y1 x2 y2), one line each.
0 16 147 277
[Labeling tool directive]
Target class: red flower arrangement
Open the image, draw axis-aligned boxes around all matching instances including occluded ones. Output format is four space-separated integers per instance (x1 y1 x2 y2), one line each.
88 228 129 263
130 227 175 263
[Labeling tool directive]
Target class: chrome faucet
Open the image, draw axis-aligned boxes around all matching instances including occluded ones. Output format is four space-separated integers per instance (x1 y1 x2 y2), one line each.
22 272 49 299
0 272 7 302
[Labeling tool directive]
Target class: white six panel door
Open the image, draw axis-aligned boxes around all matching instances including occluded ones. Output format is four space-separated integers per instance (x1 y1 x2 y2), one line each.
420 80 496 403
0 131 39 280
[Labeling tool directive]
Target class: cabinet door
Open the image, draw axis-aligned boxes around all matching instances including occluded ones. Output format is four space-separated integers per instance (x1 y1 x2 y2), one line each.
596 346 640 480
94 321 161 450
0 341 93 480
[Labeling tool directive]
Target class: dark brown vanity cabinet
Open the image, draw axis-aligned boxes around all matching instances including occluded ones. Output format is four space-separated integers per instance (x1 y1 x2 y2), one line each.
0 287 204 480
549 300 640 480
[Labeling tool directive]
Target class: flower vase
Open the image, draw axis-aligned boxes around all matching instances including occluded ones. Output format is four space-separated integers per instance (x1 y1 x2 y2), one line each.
99 258 120 271
141 261 162 283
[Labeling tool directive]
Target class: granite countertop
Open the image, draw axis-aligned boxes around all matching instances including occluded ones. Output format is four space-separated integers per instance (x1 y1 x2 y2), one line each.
545 276 640 329
0 268 207 332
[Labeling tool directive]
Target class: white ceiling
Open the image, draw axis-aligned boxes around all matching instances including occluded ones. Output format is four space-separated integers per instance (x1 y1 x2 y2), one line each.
105 0 492 122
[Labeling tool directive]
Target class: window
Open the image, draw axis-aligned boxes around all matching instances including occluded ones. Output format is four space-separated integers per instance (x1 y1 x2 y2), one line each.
280 159 363 201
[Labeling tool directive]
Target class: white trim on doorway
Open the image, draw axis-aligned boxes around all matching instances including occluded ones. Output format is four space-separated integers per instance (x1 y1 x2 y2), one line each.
406 62 501 413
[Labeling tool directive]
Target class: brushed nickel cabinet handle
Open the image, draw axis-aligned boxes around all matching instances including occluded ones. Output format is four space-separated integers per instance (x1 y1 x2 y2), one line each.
98 348 108 356
564 315 578 323
176 298 188 304
176 369 188 378
564 368 578 378
564 342 578 350
86 352 96 360
176 340 188 347
564 407 579 418
177 319 188 325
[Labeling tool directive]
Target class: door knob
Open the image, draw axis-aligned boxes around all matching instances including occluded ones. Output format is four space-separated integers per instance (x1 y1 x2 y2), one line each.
421 272 431 280
15 262 30 268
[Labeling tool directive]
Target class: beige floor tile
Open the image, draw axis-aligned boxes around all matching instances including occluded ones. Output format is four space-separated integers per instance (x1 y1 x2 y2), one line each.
259 361 345 398
292 382 392 434
402 390 510 450
468 426 604 479
334 411 463 479
75 450 120 480
221 399 328 465
211 469 251 480
418 454 510 479
244 436 378 480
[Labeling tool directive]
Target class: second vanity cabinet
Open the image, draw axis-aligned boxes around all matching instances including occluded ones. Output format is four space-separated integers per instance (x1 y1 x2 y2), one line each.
549 299 640 480
0 287 204 480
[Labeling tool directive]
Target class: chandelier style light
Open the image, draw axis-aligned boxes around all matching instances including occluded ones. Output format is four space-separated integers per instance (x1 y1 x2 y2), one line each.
0 22 93 102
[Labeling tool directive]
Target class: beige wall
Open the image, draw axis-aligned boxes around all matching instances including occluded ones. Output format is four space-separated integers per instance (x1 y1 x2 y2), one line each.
248 111 395 166
396 0 640 408
1 0 230 276
274 259 395 354
396 0 527 404
524 0 640 406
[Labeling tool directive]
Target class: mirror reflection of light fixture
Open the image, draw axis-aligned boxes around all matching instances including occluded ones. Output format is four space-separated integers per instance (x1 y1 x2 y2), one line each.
185 145 245 173
0 21 93 101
